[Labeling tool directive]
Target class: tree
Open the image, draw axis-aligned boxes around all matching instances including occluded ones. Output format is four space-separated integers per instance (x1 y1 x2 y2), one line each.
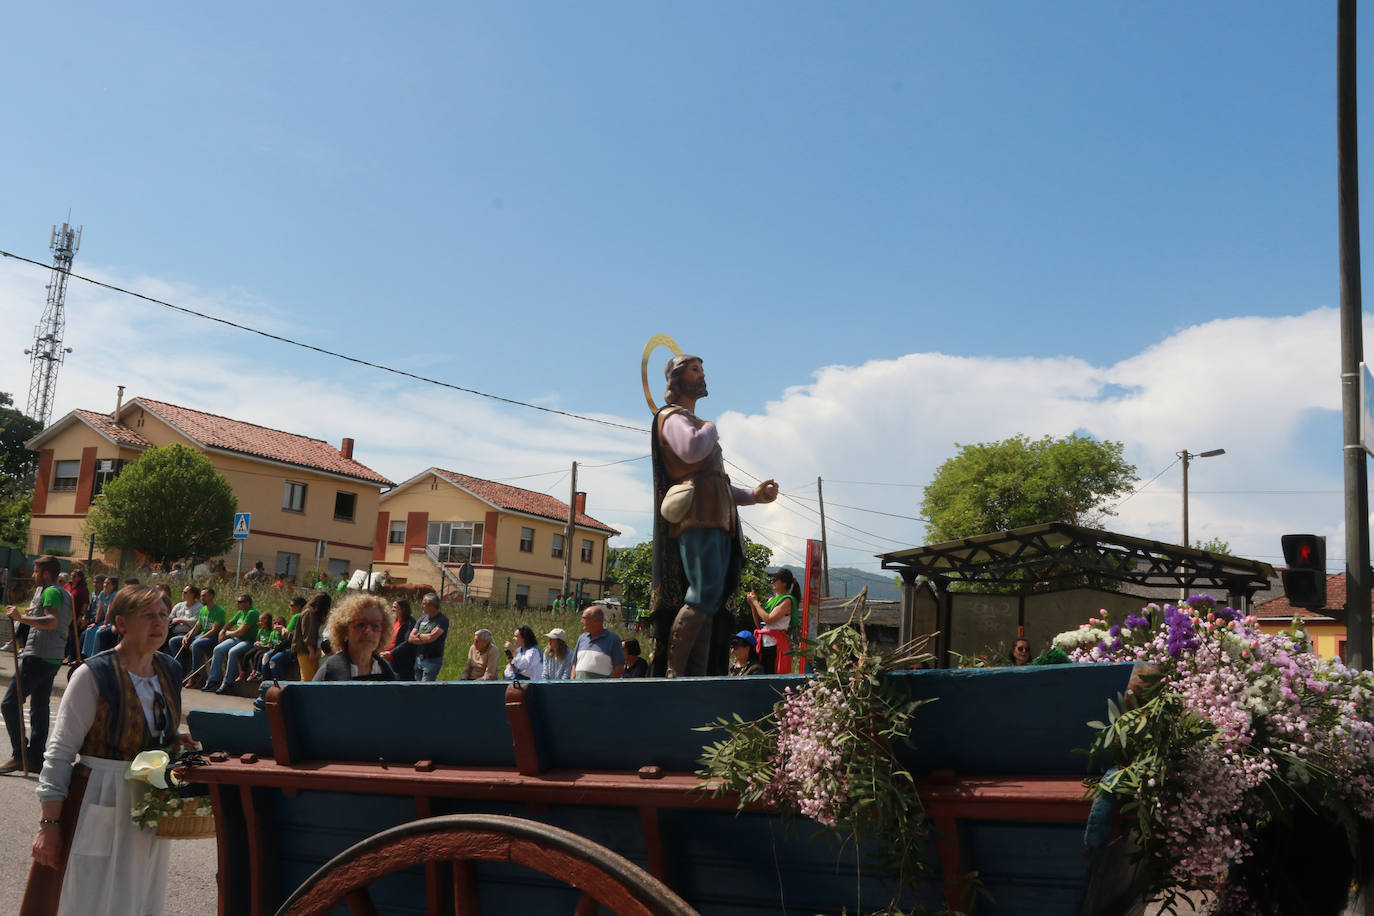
921 433 1138 543
605 535 773 610
0 392 42 549
85 444 237 567
1194 537 1233 556
0 392 44 483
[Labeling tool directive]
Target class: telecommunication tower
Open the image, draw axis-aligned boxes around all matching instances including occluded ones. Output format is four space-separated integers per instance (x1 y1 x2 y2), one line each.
24 221 81 427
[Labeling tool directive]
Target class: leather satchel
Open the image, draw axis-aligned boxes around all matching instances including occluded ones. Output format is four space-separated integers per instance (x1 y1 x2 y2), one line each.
660 481 695 523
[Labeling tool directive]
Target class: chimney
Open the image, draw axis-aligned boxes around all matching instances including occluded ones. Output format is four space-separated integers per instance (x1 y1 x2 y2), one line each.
340 437 355 460
574 491 586 516
113 385 125 420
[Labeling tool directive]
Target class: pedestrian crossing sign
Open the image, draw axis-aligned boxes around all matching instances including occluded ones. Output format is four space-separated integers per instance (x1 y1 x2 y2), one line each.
233 513 251 539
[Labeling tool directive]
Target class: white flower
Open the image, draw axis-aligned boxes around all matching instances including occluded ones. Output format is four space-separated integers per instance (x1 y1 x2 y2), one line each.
127 750 171 789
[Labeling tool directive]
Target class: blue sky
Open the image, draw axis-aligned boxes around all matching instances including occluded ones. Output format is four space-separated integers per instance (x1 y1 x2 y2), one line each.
0 3 1366 573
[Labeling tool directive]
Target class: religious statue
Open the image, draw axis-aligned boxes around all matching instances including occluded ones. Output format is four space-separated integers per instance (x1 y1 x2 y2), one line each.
646 345 778 676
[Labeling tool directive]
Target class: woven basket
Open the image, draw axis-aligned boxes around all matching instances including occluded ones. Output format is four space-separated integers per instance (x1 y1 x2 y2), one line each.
155 807 216 840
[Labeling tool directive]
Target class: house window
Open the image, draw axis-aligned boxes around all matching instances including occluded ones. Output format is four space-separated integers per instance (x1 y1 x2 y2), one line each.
581 539 594 564
334 491 357 522
52 460 80 492
551 534 565 559
548 588 561 607
40 535 72 555
520 527 534 553
327 558 350 579
283 481 307 512
92 459 127 497
426 521 485 564
514 585 530 609
275 552 300 579
389 520 406 544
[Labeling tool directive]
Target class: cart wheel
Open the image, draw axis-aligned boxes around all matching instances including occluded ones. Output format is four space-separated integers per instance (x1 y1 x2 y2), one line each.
275 813 698 916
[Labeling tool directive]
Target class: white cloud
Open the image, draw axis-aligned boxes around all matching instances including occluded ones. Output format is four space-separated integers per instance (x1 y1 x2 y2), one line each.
0 255 1358 572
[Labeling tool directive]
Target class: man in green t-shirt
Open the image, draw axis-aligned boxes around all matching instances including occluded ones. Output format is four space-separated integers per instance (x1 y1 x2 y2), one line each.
169 586 226 675
3 556 74 772
205 594 259 693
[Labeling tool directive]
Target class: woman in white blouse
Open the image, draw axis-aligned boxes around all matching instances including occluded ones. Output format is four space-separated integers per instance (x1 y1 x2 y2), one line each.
503 625 544 680
32 584 182 916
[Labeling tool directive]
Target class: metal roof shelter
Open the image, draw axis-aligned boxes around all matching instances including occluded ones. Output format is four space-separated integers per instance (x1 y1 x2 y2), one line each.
879 522 1277 666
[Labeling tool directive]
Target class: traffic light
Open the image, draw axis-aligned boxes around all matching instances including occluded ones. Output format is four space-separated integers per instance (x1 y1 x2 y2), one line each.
1280 534 1327 610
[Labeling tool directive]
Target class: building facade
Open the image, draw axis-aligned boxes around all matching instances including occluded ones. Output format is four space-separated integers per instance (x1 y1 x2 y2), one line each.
375 468 619 607
25 396 393 579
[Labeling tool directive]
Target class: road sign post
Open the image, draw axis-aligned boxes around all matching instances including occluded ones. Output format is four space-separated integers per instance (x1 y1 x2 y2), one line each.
233 513 251 586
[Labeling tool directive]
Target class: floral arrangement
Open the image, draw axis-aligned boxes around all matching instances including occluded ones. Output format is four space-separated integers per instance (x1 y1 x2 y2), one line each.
697 616 944 914
1058 596 1374 914
126 749 212 831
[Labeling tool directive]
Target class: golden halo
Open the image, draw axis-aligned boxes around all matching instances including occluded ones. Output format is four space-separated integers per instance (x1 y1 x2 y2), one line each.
641 334 683 414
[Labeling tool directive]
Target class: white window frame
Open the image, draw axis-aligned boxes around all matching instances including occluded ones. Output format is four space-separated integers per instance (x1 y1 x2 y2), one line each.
388 520 406 544
52 460 80 492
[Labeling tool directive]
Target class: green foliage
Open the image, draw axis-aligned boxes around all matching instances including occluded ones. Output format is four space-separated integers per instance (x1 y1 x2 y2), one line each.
1193 536 1232 556
920 433 1138 543
0 487 32 549
0 392 41 549
605 542 652 607
85 444 237 567
0 392 43 484
605 535 773 610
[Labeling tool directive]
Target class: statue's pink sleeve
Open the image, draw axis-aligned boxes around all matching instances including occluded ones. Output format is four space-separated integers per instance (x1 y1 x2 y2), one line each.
661 411 717 463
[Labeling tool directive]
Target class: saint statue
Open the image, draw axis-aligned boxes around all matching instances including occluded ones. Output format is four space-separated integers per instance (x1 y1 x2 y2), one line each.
650 354 778 677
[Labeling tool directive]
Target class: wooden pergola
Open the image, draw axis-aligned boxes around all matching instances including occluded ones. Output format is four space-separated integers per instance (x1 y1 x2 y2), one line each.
879 522 1277 666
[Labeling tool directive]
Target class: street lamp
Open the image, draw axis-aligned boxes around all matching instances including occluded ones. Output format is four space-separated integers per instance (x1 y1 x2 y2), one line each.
1179 448 1226 547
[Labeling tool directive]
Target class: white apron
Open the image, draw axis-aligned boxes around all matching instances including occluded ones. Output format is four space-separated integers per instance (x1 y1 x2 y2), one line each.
58 755 171 916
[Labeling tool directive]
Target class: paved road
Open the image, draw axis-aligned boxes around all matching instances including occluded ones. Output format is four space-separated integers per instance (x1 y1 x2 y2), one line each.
0 650 254 915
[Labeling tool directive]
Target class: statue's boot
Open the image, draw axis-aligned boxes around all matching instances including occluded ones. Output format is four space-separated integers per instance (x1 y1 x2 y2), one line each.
666 604 710 677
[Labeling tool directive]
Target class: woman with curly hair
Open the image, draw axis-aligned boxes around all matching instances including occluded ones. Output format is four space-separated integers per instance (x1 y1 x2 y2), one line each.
312 595 396 682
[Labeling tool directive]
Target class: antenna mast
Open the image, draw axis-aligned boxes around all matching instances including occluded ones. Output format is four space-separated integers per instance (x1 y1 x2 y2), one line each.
24 221 81 427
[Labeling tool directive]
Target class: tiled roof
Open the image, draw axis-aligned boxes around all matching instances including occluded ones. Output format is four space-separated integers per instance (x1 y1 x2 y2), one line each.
73 410 154 449
430 468 620 535
1254 573 1347 621
129 398 394 486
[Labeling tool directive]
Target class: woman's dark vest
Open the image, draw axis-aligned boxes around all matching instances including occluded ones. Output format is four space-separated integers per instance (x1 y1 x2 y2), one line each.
80 650 183 760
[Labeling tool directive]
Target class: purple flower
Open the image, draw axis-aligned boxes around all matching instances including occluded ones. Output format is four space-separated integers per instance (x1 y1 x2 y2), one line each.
1125 614 1150 630
1214 606 1241 624
1109 624 1122 637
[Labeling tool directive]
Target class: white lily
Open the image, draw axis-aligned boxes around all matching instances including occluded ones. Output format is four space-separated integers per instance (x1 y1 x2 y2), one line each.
127 750 170 789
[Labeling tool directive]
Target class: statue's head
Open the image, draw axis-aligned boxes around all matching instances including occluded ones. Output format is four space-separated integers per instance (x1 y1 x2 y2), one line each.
664 354 706 405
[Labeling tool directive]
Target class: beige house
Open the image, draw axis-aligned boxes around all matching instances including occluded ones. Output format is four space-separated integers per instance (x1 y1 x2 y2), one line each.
375 468 620 607
26 396 393 578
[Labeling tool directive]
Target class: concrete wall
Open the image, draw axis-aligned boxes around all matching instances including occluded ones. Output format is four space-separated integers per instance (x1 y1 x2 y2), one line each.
906 585 1165 661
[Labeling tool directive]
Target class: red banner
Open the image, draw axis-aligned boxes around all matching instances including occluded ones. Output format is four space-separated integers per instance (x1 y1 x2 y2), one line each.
801 538 823 674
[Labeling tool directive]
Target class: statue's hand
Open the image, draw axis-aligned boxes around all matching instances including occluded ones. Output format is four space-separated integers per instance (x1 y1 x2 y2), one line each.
753 479 779 504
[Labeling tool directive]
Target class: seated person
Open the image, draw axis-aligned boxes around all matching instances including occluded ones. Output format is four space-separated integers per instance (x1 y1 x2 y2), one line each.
729 631 764 676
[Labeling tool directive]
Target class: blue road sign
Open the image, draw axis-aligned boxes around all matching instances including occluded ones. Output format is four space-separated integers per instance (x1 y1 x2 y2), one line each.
233 513 251 539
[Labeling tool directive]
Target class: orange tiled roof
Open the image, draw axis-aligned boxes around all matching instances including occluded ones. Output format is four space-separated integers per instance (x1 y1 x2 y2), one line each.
431 468 620 535
1254 573 1347 621
129 398 393 486
74 410 154 449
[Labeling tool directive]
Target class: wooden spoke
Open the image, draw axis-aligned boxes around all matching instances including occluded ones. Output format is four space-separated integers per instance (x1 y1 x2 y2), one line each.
344 888 378 916
452 859 480 916
276 814 696 916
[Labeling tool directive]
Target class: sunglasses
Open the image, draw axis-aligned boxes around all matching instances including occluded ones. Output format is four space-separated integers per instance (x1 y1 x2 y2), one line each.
152 691 169 742
351 619 383 632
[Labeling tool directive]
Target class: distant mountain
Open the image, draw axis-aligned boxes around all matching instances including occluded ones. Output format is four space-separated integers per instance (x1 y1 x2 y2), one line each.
773 565 902 602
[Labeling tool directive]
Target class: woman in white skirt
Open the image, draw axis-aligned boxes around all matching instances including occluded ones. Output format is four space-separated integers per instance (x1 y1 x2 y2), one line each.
31 584 183 916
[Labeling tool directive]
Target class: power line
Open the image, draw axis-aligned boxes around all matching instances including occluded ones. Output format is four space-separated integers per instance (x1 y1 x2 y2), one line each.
0 248 649 435
1109 457 1181 511
785 493 928 523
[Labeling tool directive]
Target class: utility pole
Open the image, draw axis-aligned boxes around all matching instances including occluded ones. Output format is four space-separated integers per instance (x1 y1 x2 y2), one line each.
816 476 831 597
24 221 81 428
562 461 577 600
1339 0 1372 673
